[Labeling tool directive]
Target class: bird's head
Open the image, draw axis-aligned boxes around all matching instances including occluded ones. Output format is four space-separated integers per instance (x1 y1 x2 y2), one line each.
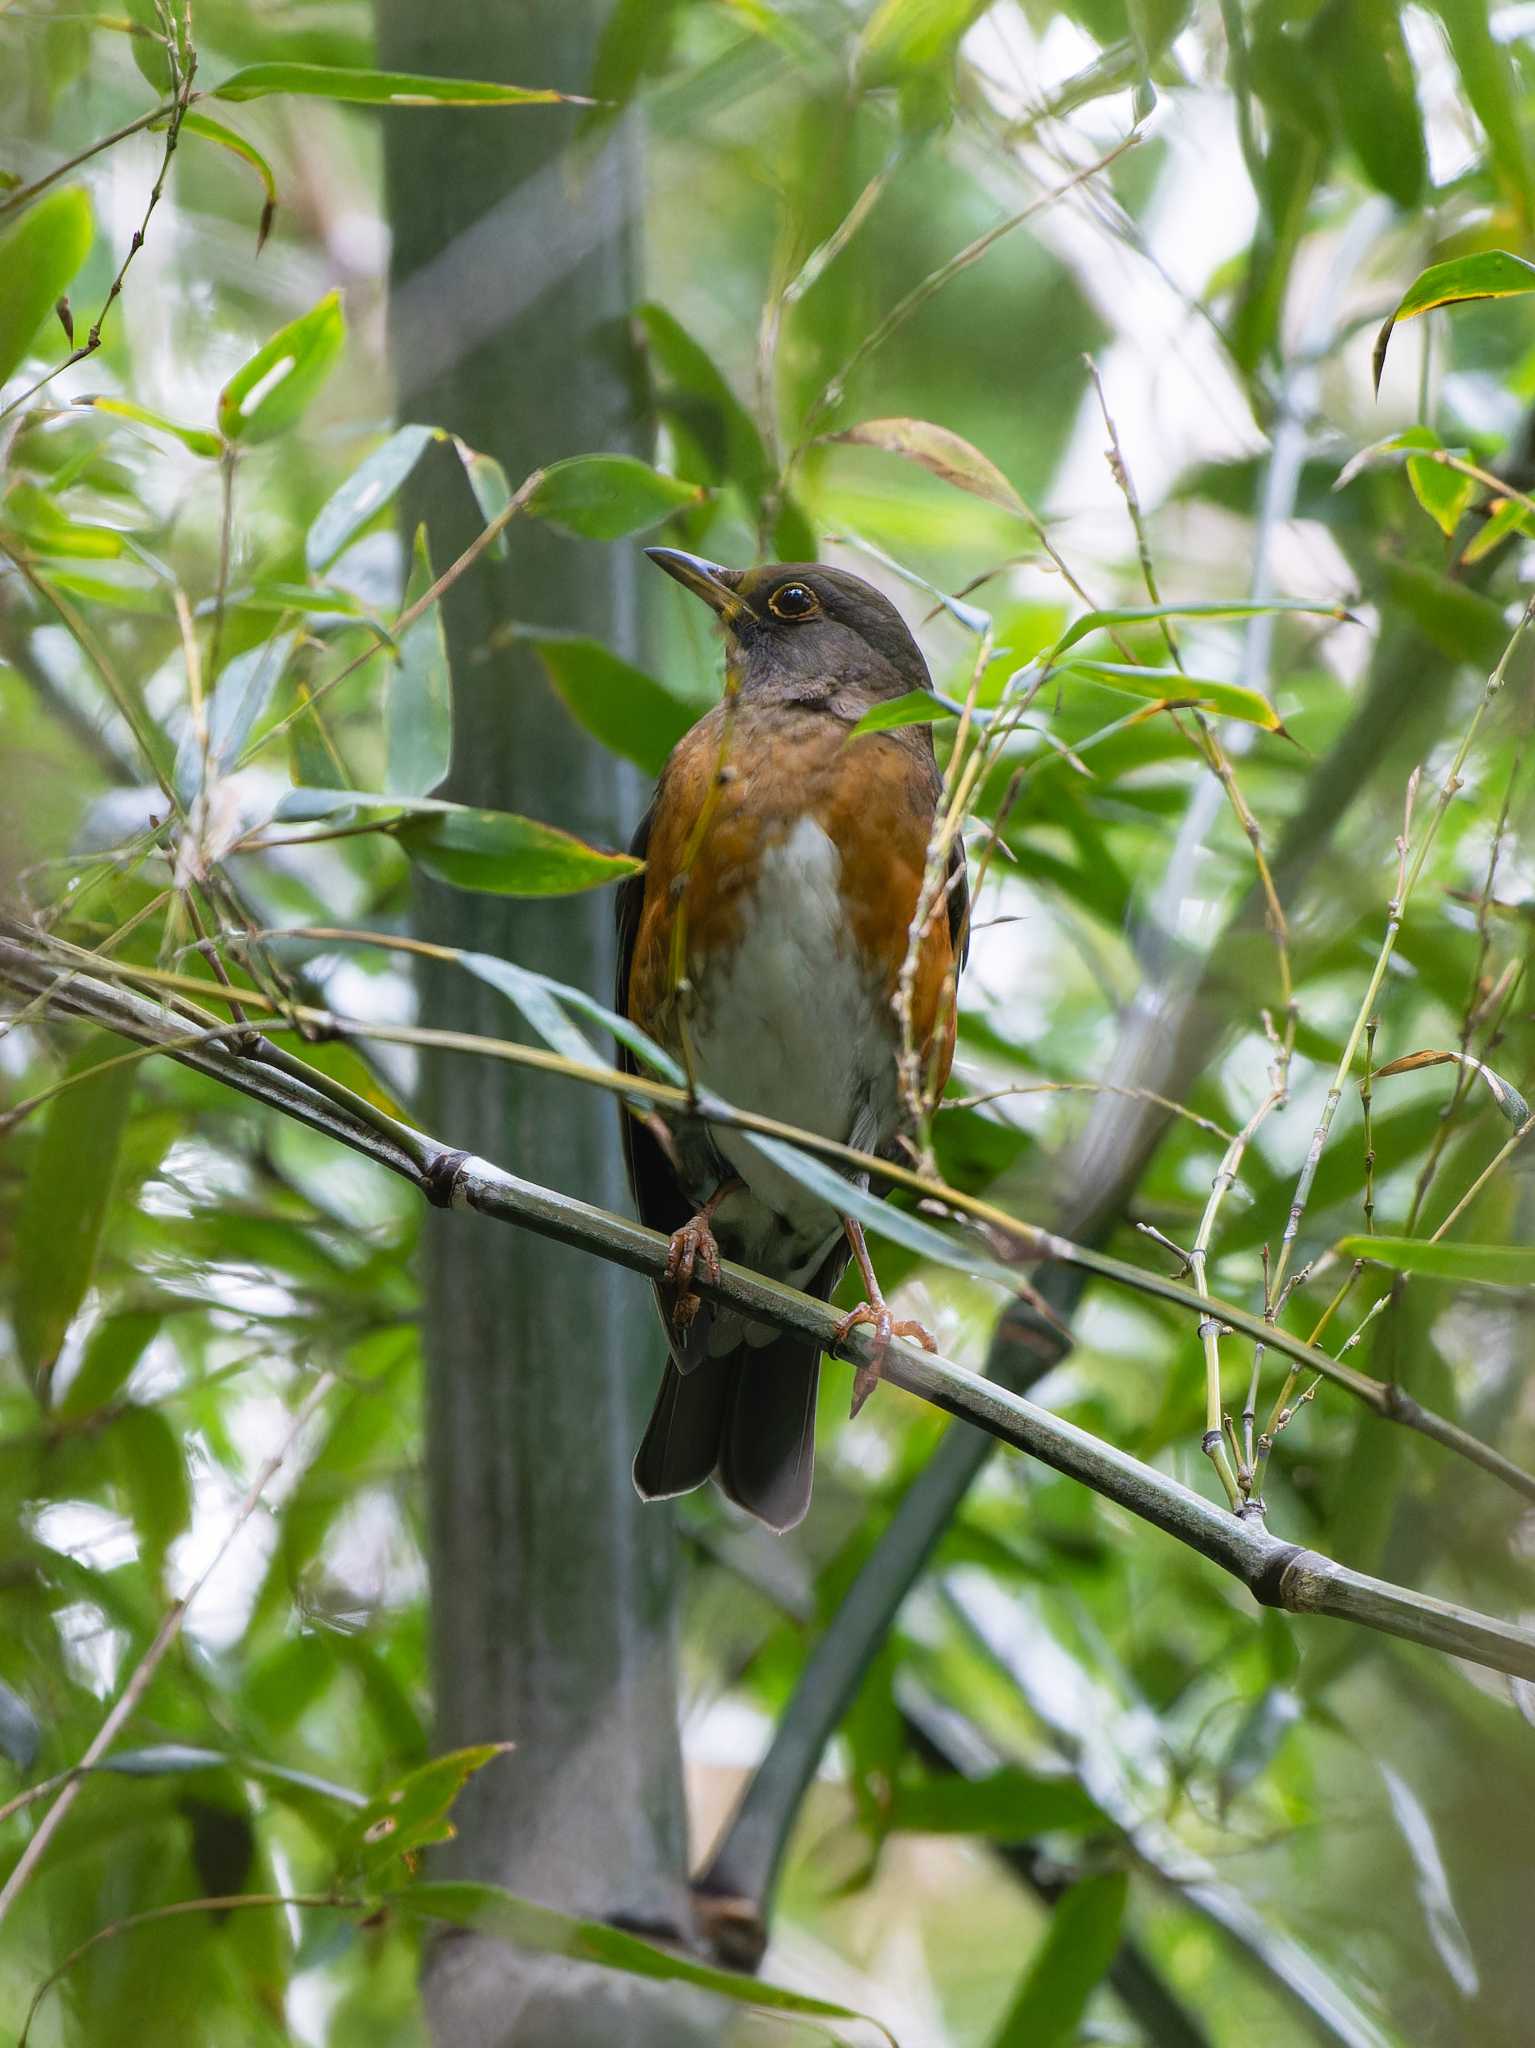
644 548 933 703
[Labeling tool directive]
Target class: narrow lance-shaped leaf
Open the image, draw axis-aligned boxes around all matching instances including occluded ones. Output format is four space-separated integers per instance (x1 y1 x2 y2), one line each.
453 438 516 557
274 788 642 896
218 290 345 444
386 527 452 797
1055 659 1284 731
73 393 221 458
634 302 771 503
857 0 992 82
1428 0 1534 235
991 1871 1129 2048
1380 1765 1480 1997
211 63 589 107
180 112 278 250
14 1034 138 1392
175 633 297 801
307 423 440 573
534 636 698 775
1334 1236 1535 1287
848 688 951 739
525 455 706 540
1051 597 1354 657
113 1403 190 1585
887 1768 1103 1837
1313 0 1425 209
0 186 92 387
57 1308 161 1419
389 1881 896 2043
1372 250 1535 394
825 416 1026 516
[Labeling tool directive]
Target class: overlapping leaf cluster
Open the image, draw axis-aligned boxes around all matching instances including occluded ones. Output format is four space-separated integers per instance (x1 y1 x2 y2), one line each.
1 0 1534 2043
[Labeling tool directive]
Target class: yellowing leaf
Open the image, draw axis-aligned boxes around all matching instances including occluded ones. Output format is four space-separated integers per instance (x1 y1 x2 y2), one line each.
826 416 1026 516
1373 250 1535 393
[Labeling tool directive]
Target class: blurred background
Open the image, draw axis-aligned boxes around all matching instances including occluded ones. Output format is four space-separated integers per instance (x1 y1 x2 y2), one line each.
1 1 1534 2043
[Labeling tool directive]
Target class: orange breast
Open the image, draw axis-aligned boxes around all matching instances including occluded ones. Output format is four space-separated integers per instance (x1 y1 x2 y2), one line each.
627 701 959 1105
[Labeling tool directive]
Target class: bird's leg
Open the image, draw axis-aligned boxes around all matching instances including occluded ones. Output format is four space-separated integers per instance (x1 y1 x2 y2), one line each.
831 1218 938 1418
665 1177 744 1330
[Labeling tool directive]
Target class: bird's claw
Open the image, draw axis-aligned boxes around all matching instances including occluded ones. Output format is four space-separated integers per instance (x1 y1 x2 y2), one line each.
666 1213 722 1330
831 1302 938 1419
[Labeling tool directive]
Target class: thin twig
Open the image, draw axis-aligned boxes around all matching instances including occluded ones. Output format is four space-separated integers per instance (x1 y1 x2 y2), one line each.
1267 601 1535 1304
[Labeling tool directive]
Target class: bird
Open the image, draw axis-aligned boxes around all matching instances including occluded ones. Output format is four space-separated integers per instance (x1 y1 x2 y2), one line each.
615 549 969 1533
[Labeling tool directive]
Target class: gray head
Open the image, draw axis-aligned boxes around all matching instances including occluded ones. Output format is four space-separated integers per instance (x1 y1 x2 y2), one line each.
644 549 933 702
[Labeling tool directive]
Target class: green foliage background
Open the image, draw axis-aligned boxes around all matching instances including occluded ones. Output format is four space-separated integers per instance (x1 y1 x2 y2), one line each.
1 0 1534 2042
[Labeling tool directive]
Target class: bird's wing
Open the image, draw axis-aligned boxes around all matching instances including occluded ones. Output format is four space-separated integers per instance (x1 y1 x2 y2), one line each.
614 795 692 1245
947 830 970 971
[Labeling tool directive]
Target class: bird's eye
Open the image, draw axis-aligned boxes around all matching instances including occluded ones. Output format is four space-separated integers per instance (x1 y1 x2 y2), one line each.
768 581 820 620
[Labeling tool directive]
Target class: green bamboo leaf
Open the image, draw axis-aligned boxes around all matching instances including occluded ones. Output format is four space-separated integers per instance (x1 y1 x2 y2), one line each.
457 950 686 1083
1218 1686 1303 1813
533 636 698 775
389 1880 895 2043
1380 1764 1480 1998
1056 659 1283 730
1428 0 1534 232
211 63 586 107
1333 424 1442 492
735 1124 1021 1292
0 185 92 387
887 1768 1102 1837
1051 597 1353 657
848 688 952 738
101 1745 368 1809
1461 494 1535 566
341 1745 512 1881
180 111 279 249
2 480 125 559
175 632 297 800
825 416 1027 517
306 423 440 573
73 393 222 458
14 1034 137 1391
453 438 516 557
57 1309 161 1419
1314 0 1425 208
991 1871 1128 2048
217 290 345 444
386 527 452 797
1372 250 1535 394
1406 455 1476 537
857 0 992 82
1335 1236 1535 1287
525 455 706 540
398 808 639 896
1378 561 1509 669
199 582 384 626
634 302 770 502
274 789 642 895
113 1404 190 1583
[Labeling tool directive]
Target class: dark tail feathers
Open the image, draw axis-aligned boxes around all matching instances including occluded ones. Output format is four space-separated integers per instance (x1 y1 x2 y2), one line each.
632 1333 821 1534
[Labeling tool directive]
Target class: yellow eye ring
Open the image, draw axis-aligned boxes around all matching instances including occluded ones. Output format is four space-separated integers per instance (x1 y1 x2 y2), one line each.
767 581 820 620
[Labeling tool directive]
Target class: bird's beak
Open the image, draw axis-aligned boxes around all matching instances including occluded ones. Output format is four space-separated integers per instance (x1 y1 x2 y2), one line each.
644 547 754 625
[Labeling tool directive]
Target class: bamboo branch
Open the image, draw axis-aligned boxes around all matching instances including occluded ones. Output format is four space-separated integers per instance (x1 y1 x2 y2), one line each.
9 926 1533 1508
4 938 1534 1690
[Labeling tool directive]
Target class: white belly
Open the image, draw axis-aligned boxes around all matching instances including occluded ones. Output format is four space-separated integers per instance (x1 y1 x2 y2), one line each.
686 814 897 1267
